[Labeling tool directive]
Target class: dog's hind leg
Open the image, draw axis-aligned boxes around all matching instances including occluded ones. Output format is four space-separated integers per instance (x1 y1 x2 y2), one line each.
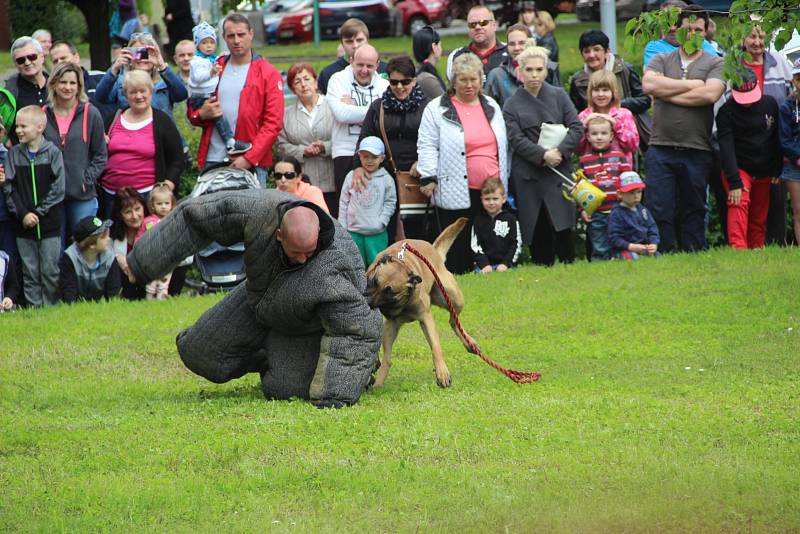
374 319 401 388
419 311 452 388
431 273 479 354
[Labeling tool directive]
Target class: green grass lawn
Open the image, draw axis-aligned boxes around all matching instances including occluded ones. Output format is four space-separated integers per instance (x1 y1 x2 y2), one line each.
2 247 799 532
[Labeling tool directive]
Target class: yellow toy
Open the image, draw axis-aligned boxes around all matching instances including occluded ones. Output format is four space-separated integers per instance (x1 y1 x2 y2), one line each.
548 167 607 217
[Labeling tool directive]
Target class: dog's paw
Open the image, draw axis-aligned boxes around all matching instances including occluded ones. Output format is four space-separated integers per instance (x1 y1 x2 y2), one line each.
435 371 452 388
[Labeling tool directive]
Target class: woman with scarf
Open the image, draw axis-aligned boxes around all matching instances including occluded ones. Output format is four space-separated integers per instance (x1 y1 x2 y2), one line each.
350 55 430 241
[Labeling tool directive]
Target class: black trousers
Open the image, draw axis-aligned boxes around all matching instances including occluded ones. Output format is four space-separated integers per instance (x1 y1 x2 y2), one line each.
426 189 482 275
766 181 788 245
530 205 575 266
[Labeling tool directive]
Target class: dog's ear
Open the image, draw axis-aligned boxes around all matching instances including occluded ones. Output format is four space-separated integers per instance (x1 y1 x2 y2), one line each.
407 274 422 287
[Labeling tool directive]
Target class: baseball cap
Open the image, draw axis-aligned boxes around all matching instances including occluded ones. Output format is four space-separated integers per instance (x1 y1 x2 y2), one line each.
358 136 385 156
73 216 112 243
617 171 645 192
792 58 800 77
731 66 761 105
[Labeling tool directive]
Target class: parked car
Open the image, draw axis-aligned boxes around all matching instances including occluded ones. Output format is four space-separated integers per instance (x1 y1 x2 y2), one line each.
644 0 732 12
576 0 644 22
263 0 312 44
395 0 451 35
277 0 395 42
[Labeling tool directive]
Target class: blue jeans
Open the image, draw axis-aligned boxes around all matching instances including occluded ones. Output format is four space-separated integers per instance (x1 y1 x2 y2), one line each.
587 211 612 261
61 197 99 249
644 145 712 253
190 95 234 144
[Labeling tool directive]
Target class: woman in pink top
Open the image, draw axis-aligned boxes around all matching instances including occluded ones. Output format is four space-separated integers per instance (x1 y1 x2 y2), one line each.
273 156 330 214
99 69 183 218
576 69 639 164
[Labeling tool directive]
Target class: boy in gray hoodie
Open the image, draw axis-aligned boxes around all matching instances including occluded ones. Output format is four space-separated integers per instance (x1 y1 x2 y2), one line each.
338 136 396 266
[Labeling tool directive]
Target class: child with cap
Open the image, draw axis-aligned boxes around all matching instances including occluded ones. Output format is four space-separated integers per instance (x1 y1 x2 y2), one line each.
338 136 397 267
578 113 633 261
717 66 783 249
607 171 660 260
58 216 123 303
778 58 800 246
189 21 251 156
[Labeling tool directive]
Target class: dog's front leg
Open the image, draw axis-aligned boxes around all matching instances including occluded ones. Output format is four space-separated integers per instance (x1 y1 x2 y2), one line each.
419 312 451 388
374 319 400 388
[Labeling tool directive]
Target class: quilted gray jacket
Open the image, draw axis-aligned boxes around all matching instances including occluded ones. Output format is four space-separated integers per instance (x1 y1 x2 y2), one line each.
417 94 509 210
127 189 383 407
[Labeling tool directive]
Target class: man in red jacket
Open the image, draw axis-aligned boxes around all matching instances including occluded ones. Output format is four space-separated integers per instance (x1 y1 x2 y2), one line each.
188 13 284 187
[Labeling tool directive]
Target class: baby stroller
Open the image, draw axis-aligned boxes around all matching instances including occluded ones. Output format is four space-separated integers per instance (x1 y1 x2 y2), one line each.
186 163 261 293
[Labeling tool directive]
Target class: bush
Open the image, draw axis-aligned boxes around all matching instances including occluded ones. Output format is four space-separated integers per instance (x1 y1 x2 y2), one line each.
10 0 87 43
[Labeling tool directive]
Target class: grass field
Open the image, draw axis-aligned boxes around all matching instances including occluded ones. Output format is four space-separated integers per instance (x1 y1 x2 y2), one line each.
2 247 799 532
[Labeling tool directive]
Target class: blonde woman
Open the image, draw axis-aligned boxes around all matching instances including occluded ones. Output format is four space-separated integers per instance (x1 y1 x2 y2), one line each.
503 45 582 266
43 62 107 243
417 53 508 274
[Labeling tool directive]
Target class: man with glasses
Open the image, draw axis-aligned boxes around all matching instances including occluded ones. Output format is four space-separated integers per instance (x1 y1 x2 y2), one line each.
5 37 48 112
446 5 508 81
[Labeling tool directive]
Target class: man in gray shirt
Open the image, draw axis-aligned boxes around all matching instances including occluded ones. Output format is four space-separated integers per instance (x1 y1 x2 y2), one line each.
642 5 725 253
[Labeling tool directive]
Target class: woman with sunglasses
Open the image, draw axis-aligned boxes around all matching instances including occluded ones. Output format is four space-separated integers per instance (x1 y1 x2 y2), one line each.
413 26 446 100
272 156 329 214
350 55 430 241
95 32 187 120
277 63 335 211
43 62 108 248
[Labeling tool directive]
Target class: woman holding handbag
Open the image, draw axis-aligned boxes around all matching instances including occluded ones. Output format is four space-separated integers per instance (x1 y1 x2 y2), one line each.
351 55 430 241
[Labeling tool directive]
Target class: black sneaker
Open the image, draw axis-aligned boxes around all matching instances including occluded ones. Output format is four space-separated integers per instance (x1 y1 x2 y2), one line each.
227 141 252 156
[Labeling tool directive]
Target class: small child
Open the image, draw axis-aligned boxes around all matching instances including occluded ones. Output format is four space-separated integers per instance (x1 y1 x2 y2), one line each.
339 136 397 267
577 70 639 163
578 114 633 261
717 67 783 250
136 183 175 300
607 171 660 260
2 105 65 306
471 178 521 273
58 216 122 303
189 21 251 156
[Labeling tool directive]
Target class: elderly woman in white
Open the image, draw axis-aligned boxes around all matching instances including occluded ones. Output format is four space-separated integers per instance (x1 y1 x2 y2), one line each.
277 63 335 210
416 53 508 274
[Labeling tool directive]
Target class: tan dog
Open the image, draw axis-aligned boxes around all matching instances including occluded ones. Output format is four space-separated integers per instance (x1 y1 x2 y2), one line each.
366 218 477 388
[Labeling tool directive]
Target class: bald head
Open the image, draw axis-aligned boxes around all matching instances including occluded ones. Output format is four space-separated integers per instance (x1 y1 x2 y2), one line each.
352 44 379 85
277 206 320 265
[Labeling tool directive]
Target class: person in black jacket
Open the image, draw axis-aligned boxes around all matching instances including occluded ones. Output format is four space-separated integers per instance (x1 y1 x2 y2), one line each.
164 0 194 57
716 67 784 250
470 178 521 272
351 55 430 241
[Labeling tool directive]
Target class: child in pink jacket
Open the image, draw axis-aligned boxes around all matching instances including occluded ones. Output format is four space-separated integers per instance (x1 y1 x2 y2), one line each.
577 69 639 165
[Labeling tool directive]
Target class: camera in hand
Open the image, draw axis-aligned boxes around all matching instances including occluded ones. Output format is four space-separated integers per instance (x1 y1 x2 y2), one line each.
129 47 149 61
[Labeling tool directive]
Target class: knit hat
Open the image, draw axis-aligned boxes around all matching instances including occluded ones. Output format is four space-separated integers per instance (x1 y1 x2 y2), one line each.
193 21 217 46
358 136 385 156
73 216 113 243
617 171 645 192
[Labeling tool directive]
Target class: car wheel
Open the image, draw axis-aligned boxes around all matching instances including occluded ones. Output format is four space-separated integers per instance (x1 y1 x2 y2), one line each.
407 15 428 35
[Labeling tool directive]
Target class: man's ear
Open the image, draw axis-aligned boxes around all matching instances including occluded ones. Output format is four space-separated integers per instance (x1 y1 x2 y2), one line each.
276 228 283 242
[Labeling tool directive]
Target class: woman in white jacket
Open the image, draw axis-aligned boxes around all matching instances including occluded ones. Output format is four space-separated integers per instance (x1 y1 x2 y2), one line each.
417 53 508 274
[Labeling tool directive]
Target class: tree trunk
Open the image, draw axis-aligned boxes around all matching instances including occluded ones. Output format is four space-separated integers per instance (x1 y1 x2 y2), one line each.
0 0 11 50
66 0 111 71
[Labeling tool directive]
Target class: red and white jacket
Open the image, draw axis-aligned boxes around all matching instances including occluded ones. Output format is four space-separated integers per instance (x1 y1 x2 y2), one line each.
188 51 284 169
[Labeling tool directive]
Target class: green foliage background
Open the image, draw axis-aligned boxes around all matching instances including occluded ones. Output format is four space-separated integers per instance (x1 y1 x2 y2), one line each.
9 0 88 43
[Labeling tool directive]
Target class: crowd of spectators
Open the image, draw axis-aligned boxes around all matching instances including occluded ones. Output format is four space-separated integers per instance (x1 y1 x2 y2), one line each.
2 2 800 311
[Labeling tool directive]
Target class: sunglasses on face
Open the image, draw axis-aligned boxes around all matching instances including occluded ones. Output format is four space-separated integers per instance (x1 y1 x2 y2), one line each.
467 19 492 29
273 171 297 180
388 78 413 87
15 53 38 66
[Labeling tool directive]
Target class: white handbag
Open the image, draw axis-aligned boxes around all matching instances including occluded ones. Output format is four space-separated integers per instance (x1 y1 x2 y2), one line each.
537 122 569 150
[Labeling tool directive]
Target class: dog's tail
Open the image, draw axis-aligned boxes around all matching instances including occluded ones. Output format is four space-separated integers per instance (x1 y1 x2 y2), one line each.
433 217 468 261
